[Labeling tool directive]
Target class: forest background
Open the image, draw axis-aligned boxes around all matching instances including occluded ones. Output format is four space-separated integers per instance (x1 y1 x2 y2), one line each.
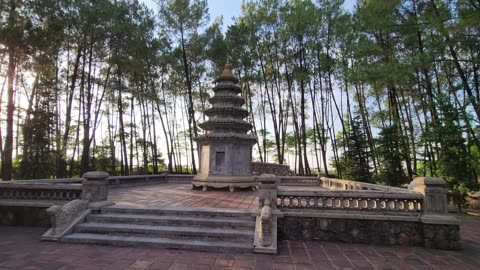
0 0 479 201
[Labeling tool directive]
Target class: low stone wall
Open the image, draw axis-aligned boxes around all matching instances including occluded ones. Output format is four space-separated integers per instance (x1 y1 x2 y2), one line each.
251 162 295 176
268 177 461 250
278 215 460 250
0 182 83 227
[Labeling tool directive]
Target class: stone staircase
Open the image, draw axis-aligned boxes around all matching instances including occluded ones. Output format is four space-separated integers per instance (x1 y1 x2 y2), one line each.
61 206 256 253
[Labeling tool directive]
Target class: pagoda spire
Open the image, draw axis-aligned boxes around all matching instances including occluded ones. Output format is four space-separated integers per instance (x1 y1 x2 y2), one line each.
222 55 233 77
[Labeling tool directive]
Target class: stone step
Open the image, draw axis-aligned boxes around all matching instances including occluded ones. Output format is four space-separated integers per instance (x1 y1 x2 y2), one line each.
61 233 253 253
86 213 256 229
103 205 257 218
74 222 254 241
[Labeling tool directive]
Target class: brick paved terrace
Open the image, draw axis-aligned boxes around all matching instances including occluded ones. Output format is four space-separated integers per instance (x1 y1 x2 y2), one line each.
108 183 259 209
0 214 478 270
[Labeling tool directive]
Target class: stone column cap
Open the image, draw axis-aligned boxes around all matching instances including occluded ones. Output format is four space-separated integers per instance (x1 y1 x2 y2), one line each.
412 177 446 187
256 174 278 183
82 171 110 181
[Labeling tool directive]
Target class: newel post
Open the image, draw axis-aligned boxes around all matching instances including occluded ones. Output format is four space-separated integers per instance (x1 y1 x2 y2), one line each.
82 171 113 210
257 174 278 209
254 174 282 254
409 177 448 214
409 177 461 250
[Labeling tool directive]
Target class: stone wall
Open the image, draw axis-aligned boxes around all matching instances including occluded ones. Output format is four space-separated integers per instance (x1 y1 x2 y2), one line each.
0 206 50 226
278 216 460 250
251 162 295 176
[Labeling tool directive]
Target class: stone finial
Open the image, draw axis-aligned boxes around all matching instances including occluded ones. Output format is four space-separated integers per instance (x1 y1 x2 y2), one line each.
82 171 110 181
221 56 233 77
81 171 113 209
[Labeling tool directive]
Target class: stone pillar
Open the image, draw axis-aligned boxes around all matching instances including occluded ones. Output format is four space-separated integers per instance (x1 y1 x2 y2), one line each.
254 174 282 254
81 171 113 210
409 177 448 214
257 174 278 209
409 177 461 250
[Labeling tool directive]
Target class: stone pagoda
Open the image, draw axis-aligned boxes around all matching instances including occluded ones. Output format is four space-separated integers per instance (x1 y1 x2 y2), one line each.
192 59 256 191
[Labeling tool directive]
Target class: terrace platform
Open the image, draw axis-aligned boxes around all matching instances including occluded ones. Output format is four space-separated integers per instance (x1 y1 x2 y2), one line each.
0 175 468 256
108 183 259 209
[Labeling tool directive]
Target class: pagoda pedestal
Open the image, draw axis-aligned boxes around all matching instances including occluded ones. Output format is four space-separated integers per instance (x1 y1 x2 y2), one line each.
193 60 256 191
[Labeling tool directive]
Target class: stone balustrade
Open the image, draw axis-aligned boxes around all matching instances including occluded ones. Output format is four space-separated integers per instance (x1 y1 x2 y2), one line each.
277 188 424 215
319 176 412 193
0 183 83 226
277 176 321 186
107 174 167 186
276 176 461 250
0 183 82 206
10 178 84 184
165 174 195 183
107 173 194 186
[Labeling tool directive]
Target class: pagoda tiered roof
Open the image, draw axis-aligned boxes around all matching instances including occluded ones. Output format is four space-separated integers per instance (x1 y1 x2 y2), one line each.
194 59 255 143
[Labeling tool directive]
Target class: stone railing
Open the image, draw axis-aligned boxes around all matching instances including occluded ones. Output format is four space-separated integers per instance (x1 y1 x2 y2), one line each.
8 178 84 184
107 173 194 186
276 177 461 250
277 188 424 215
0 183 82 206
319 176 412 193
104 173 194 186
165 174 195 183
277 176 321 186
107 174 167 186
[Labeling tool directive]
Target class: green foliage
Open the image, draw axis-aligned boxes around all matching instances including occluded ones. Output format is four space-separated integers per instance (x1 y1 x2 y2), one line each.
431 94 475 188
451 183 470 212
375 124 409 187
339 114 372 182
17 69 57 179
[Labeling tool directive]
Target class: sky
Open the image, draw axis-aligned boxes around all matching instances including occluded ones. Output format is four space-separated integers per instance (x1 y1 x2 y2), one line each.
143 0 357 32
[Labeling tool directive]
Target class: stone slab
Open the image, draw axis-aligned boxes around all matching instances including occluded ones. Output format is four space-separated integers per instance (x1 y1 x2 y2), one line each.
75 222 254 239
87 213 256 228
61 233 253 253
105 205 258 217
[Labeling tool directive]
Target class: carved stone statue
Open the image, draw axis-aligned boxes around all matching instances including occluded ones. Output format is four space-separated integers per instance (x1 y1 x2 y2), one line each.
46 199 88 237
259 199 273 247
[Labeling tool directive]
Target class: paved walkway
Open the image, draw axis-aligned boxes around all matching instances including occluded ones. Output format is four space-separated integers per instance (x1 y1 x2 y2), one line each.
108 184 259 209
0 214 479 270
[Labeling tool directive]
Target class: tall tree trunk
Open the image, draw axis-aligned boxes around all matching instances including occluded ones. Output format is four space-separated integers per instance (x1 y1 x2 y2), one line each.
117 70 129 175
80 39 94 174
57 41 83 178
180 35 197 174
2 0 17 180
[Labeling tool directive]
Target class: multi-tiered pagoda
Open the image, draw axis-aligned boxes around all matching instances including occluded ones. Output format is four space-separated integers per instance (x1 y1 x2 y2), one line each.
192 60 256 191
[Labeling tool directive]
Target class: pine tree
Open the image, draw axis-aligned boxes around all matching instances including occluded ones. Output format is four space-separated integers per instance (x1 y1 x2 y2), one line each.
341 114 372 182
375 125 409 187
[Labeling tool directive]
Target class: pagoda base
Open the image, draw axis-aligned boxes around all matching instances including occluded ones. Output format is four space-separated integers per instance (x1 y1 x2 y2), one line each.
192 175 256 191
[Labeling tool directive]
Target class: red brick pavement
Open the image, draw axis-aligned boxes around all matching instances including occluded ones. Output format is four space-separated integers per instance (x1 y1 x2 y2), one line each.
108 184 259 209
0 215 479 269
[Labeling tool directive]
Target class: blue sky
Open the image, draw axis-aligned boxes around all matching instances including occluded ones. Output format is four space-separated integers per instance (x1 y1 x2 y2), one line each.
143 0 357 31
